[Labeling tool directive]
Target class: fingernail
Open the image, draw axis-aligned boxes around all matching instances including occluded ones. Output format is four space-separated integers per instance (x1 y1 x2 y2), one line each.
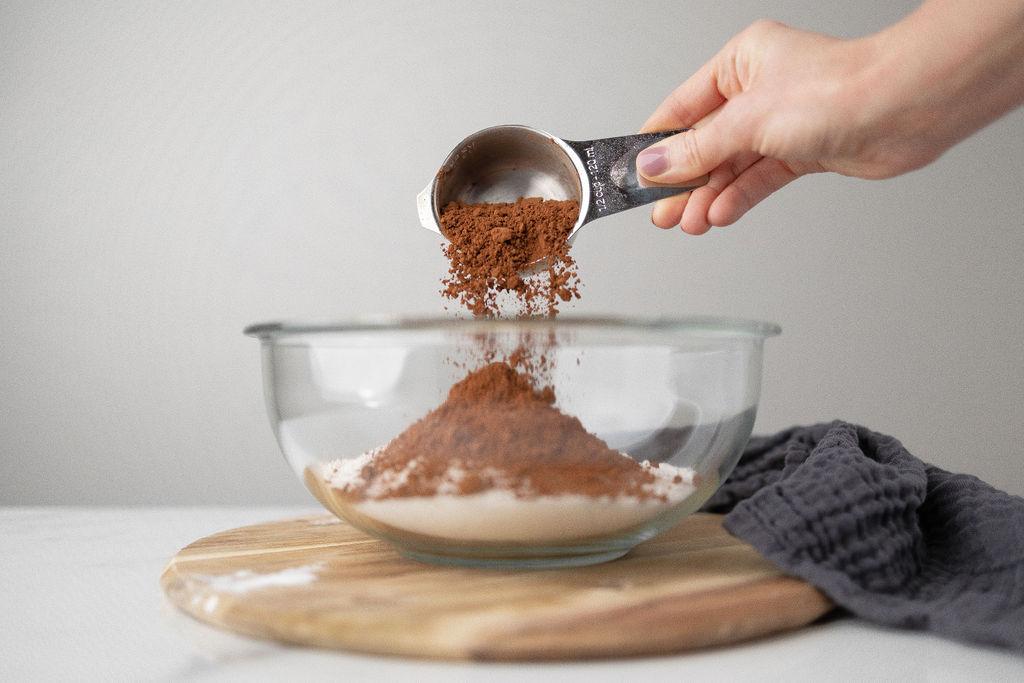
636 146 669 177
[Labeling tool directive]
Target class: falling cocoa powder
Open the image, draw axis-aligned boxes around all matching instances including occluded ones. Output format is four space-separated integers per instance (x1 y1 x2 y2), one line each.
336 362 678 503
313 190 698 535
439 197 581 317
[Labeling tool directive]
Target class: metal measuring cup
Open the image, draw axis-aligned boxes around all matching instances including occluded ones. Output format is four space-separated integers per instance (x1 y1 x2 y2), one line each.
416 124 709 243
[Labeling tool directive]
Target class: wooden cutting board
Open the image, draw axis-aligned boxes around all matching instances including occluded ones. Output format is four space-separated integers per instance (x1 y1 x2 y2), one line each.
161 513 832 661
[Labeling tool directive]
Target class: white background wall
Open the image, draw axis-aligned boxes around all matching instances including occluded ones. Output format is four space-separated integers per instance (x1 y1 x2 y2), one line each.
3 0 1022 504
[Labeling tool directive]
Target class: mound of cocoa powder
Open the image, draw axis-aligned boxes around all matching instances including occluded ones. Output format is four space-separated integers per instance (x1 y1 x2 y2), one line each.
439 197 581 317
343 362 671 502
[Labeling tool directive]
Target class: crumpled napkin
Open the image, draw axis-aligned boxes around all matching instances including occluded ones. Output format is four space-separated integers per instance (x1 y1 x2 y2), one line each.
701 420 1024 652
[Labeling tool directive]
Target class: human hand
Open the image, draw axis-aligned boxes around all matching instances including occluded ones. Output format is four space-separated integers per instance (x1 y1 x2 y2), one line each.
638 1 1024 235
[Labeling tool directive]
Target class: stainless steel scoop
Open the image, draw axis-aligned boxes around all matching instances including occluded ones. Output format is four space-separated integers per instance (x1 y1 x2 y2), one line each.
417 124 708 243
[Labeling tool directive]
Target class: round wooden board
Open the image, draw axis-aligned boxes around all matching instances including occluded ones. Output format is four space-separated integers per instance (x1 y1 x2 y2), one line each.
161 513 832 661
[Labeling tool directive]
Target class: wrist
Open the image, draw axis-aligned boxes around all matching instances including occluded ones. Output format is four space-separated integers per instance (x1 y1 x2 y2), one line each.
829 1 1024 176
867 0 1024 144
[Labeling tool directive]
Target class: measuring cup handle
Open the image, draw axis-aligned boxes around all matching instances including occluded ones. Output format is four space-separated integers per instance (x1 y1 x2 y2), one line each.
563 130 708 225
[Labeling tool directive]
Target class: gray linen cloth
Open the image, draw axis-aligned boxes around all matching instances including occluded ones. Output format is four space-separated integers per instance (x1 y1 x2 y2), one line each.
701 420 1024 652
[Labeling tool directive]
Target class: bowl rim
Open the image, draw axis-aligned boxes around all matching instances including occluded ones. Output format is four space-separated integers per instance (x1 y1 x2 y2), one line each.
243 315 781 340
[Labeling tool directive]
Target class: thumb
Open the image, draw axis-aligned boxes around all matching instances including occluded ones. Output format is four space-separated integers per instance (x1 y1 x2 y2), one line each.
636 118 745 183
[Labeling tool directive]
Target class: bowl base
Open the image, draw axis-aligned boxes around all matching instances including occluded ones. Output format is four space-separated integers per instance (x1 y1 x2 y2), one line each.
394 545 633 570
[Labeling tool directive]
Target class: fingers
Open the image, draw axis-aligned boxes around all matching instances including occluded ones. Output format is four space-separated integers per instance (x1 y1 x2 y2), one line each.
675 154 754 234
707 157 802 226
637 102 754 185
637 63 731 186
648 171 731 236
650 194 694 232
650 153 803 234
640 65 726 133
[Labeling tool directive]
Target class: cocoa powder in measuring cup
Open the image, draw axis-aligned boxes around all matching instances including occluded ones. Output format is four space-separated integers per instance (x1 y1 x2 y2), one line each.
439 197 581 317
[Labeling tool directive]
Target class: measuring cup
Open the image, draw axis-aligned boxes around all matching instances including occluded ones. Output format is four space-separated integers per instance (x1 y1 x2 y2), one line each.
417 124 708 243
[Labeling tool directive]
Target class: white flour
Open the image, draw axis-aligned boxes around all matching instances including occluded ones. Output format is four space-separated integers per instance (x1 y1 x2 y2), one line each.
316 453 698 542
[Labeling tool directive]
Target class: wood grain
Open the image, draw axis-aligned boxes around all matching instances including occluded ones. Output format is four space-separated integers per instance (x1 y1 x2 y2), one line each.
161 513 833 661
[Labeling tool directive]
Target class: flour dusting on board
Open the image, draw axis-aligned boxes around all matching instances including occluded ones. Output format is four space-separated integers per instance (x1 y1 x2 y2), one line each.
199 562 325 595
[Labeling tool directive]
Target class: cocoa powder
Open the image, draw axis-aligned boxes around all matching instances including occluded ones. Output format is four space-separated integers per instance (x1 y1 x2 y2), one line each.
341 362 672 502
439 197 581 317
324 194 680 511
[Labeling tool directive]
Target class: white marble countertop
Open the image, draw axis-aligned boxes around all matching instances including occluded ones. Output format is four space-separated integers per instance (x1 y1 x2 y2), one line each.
3 506 1022 682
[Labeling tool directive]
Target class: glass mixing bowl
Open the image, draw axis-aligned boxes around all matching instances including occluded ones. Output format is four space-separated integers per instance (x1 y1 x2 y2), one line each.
245 316 780 568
